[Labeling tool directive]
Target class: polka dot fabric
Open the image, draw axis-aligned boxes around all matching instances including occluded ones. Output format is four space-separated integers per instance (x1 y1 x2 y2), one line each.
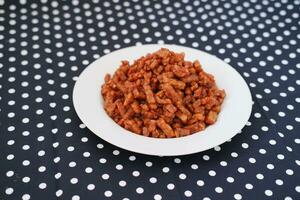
0 0 299 199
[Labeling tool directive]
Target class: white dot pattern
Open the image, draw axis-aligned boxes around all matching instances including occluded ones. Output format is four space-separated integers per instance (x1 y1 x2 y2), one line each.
0 0 299 199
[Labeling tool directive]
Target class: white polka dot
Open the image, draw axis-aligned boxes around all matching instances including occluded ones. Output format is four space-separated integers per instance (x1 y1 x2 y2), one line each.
242 143 249 148
286 169 294 175
104 190 112 197
87 184 95 190
162 167 169 173
231 152 238 157
259 149 267 154
85 167 93 173
275 179 283 185
215 187 223 193
21 176 30 183
22 160 30 166
69 161 76 167
149 177 157 183
154 194 162 200
197 180 204 186
7 126 15 132
66 132 73 137
277 154 285 160
167 183 175 190
22 194 30 200
179 173 187 180
265 190 273 196
113 150 120 155
191 164 198 169
119 180 126 187
267 164 274 170
252 134 259 140
83 152 90 157
72 195 80 200
129 155 136 161
38 150 45 156
6 171 14 177
245 183 253 189
133 171 140 177
145 161 153 167
286 125 293 130
220 161 228 166
70 178 78 184
116 164 123 170
39 183 47 189
256 173 264 180
136 187 144 194
53 156 60 163
227 177 234 183
55 173 61 179
101 173 109 180
5 188 14 195
56 190 63 197
184 190 192 197
234 194 242 200
202 155 210 160
209 170 216 176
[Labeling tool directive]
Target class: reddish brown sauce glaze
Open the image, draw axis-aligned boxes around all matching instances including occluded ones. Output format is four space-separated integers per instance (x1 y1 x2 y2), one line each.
101 48 225 138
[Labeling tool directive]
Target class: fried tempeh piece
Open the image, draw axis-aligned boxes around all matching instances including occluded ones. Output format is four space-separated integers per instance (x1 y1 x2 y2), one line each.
143 84 156 104
205 111 218 125
157 118 175 138
124 92 134 106
162 84 181 103
176 111 188 124
160 74 186 90
172 65 190 77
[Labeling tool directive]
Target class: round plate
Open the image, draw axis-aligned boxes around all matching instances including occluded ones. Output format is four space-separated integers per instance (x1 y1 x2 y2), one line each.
73 44 252 156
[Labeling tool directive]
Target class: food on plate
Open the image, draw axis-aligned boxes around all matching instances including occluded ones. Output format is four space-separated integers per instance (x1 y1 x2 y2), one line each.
101 48 225 138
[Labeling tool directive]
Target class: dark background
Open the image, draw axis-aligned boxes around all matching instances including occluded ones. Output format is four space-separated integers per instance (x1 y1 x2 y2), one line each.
0 0 299 199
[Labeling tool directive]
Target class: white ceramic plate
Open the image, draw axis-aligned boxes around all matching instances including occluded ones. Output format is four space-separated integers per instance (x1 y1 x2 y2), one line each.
73 44 252 156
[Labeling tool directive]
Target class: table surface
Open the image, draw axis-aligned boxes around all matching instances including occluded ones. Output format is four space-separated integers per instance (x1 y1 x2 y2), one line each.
1 0 299 200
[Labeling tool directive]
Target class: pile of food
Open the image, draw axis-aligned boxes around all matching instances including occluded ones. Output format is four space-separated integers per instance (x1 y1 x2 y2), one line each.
101 48 226 138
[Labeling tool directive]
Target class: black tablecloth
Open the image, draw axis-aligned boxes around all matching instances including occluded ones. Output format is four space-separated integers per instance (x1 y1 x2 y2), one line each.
1 0 299 199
